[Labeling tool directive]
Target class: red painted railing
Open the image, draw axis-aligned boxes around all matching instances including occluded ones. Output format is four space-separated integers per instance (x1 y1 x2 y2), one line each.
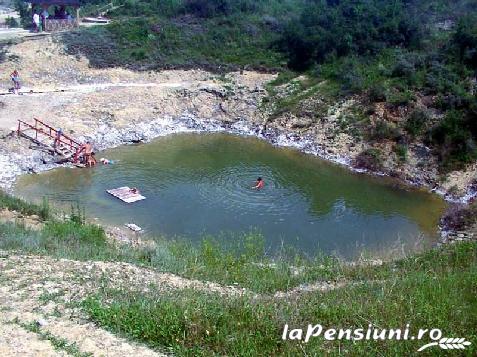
17 118 84 163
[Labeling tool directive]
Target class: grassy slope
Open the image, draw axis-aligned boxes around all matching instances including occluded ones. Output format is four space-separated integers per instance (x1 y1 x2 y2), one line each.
60 15 285 72
1 193 476 355
60 0 300 71
83 262 476 355
5 1 477 353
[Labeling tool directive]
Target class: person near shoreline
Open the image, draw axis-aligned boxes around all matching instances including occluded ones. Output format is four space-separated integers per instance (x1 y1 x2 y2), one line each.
252 177 264 190
81 141 94 167
88 152 97 167
53 128 63 149
10 70 21 94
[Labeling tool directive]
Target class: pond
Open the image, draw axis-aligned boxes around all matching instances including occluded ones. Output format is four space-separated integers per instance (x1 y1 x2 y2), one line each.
15 133 447 259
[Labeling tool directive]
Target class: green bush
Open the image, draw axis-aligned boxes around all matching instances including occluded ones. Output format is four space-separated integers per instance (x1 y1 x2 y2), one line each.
5 17 20 28
452 15 477 69
370 120 400 142
0 191 50 220
386 89 415 106
394 144 408 162
429 109 477 171
354 148 383 171
368 83 387 102
278 0 423 70
405 108 430 137
13 0 32 28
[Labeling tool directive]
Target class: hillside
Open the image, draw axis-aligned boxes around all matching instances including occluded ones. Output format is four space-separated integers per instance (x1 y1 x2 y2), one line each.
13 0 477 195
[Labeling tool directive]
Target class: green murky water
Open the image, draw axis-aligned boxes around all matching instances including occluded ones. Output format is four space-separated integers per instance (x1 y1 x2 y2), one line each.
15 133 446 259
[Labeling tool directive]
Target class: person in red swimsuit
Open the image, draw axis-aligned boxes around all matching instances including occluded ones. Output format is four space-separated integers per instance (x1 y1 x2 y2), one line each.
252 177 264 190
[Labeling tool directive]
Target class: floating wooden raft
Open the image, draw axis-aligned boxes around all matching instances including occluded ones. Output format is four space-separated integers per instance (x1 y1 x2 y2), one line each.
107 186 146 203
125 223 142 232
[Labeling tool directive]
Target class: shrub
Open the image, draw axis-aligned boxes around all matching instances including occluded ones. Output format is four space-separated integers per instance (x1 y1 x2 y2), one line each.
391 53 417 79
368 83 387 102
183 0 231 18
386 89 414 106
5 17 19 28
340 68 365 93
354 148 383 171
452 15 477 69
370 120 400 141
13 0 31 28
429 110 477 171
278 0 423 70
394 144 408 162
405 108 430 137
441 203 477 231
424 61 460 94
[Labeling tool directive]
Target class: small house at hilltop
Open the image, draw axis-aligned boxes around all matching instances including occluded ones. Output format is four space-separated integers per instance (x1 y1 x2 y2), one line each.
24 0 80 32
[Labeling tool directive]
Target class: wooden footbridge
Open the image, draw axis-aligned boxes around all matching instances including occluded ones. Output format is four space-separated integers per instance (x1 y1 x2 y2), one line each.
17 118 85 164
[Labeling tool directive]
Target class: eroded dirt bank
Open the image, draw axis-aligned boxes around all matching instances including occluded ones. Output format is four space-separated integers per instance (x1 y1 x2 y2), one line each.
0 35 475 203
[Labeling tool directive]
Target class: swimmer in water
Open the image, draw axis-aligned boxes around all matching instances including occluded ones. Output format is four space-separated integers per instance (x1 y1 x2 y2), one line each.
100 157 113 165
252 177 264 190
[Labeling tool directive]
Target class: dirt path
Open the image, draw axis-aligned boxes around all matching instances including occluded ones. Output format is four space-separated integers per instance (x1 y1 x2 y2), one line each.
0 80 205 131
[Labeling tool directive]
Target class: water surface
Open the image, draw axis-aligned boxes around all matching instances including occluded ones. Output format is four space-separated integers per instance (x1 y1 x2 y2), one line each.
15 133 446 259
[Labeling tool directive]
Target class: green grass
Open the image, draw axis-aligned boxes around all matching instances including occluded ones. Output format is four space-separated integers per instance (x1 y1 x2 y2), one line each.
263 74 340 120
341 239 477 281
0 219 340 293
16 320 92 357
1 190 476 295
0 190 50 220
60 14 285 72
83 242 477 355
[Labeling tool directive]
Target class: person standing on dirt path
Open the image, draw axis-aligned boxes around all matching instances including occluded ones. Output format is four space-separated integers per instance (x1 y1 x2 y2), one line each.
10 70 20 94
33 12 40 32
41 8 49 31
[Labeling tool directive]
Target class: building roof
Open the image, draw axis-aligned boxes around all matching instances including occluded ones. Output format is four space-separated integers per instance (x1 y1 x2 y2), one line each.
24 0 80 5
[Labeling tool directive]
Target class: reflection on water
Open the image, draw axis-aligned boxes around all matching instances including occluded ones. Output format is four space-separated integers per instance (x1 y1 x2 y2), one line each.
15 133 447 259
